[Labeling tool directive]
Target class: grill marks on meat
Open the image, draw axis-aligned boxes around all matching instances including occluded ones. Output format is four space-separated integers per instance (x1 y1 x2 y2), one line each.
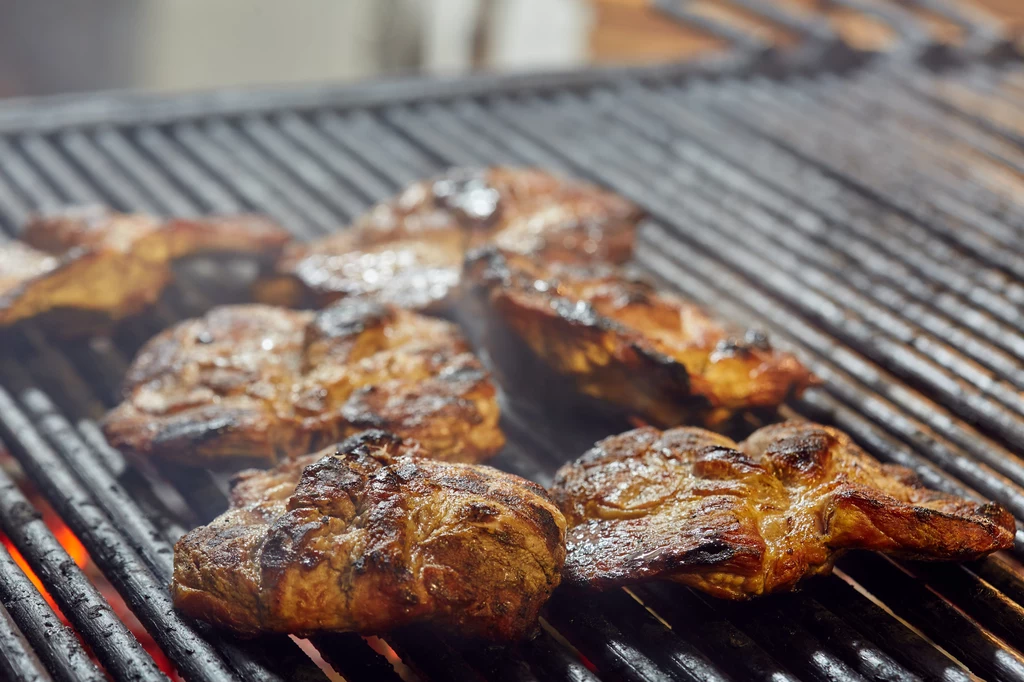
469 250 816 427
254 167 643 312
102 300 504 467
0 206 289 332
171 430 566 639
551 421 1015 599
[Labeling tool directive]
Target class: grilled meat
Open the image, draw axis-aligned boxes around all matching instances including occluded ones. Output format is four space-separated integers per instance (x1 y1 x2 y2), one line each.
172 430 566 639
551 421 1015 599
102 300 504 467
254 167 642 312
0 206 290 332
469 250 815 426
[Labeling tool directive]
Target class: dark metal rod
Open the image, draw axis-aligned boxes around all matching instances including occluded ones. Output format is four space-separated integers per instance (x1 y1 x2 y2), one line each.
0 601 54 682
784 73 1024 227
94 128 201 216
315 110 436 185
703 76 1024 254
134 127 244 213
518 629 603 682
898 561 1024 648
172 122 310 229
422 94 1024 524
0 540 105 682
59 129 164 214
309 634 404 682
705 599 871 682
469 94 1024 522
540 90 1024 452
622 81 1024 333
238 116 368 218
686 80 1024 282
201 120 339 233
706 77 1024 348
840 553 1024 680
542 592 694 682
275 112 407 201
561 89 1024 478
0 466 169 682
16 384 176 577
806 575 973 682
0 387 240 682
0 137 62 212
574 589 732 682
653 0 772 53
633 584 799 682
386 627 488 682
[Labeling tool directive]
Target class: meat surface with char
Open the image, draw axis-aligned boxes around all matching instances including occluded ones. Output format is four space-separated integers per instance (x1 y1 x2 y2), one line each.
551 421 1015 599
172 430 566 639
0 206 290 333
102 299 504 467
468 249 816 427
255 167 643 313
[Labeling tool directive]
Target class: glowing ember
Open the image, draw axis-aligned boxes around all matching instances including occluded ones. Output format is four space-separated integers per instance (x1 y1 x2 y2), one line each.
1 515 89 608
1 453 180 679
627 415 651 429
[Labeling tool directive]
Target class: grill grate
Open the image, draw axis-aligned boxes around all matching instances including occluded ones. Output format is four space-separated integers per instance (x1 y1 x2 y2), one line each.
1 25 1024 682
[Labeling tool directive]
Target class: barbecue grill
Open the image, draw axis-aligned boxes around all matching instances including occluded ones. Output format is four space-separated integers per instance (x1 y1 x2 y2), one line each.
2 2 1024 681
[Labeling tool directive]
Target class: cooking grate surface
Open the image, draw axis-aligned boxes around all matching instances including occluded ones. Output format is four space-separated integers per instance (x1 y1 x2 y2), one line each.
1 43 1024 682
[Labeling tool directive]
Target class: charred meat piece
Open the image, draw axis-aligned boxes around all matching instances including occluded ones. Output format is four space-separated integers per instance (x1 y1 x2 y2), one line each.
102 300 504 467
0 206 290 332
552 421 1015 599
469 250 816 427
172 430 566 639
255 167 643 312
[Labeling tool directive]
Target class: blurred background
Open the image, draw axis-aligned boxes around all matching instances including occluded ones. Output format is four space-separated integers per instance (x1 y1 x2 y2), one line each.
0 0 1020 99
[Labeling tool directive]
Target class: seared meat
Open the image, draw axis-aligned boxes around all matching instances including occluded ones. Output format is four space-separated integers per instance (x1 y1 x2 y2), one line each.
552 421 1015 599
102 300 504 467
172 430 566 639
255 227 466 313
468 250 815 427
0 206 289 332
254 167 642 312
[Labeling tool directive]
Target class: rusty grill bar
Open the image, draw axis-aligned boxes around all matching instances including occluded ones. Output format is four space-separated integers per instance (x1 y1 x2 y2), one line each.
1 7 1024 680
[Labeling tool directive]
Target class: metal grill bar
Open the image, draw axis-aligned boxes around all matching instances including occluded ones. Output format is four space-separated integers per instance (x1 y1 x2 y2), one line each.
804 576 972 682
592 87 1024 463
532 87 1024 454
0 601 53 682
46 100 614 679
841 553 1024 680
0 135 341 681
653 0 773 54
559 85 1024 476
373 104 938 682
693 76 1024 279
0 387 236 682
0 49 1023 682
380 80 1024 679
153 112 720 679
0 465 166 682
432 92 1024 541
625 79 1024 325
902 560 1024 649
471 86 1024 509
0 539 105 682
788 75 1024 223
308 634 403 682
244 116 757 679
632 584 800 682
